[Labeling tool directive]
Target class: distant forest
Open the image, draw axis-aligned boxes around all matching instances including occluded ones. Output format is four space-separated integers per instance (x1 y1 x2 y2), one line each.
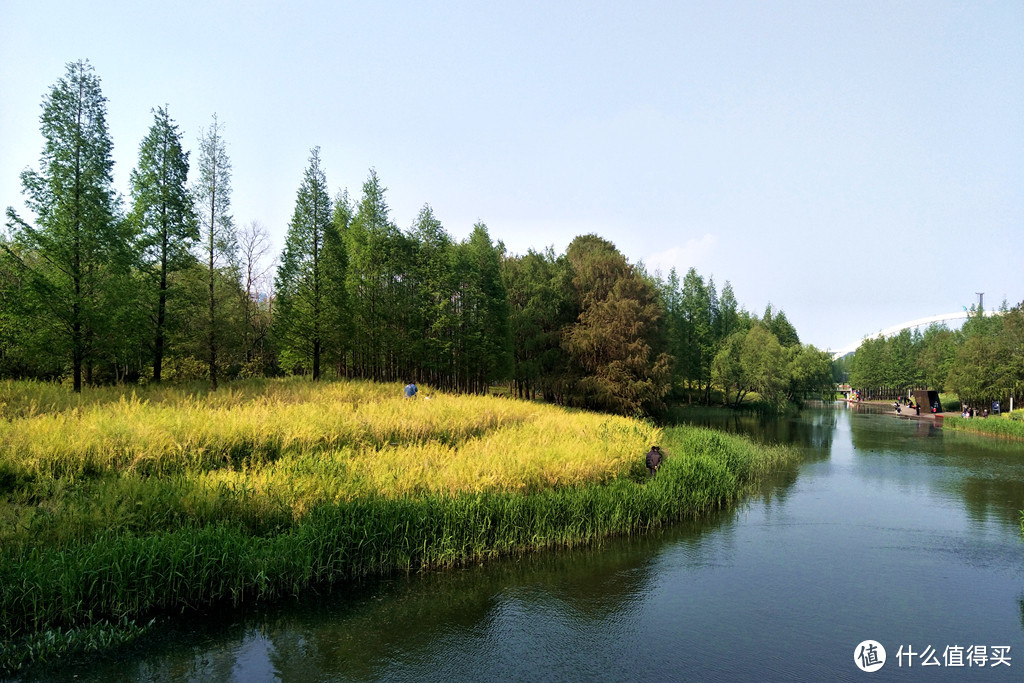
1 60 835 416
839 304 1024 409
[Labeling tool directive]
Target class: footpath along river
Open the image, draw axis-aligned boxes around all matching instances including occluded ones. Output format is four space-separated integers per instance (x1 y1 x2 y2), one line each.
31 403 1024 682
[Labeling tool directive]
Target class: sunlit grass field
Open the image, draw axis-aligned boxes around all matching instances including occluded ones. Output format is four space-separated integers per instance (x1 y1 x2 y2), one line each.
0 377 797 673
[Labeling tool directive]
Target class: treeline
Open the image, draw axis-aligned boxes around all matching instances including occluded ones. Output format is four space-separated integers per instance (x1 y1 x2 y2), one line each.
845 304 1024 408
0 60 834 416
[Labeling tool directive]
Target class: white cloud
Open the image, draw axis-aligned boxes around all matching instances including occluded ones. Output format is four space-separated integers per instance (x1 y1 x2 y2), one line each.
643 234 719 277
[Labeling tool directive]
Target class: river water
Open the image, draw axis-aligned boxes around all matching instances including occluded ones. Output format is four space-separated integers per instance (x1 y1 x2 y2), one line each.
35 403 1024 681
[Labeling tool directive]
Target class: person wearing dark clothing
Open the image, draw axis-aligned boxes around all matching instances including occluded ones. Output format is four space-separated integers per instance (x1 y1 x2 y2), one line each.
645 446 663 476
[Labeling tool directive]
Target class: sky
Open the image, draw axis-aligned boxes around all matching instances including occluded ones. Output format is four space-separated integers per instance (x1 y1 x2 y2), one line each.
2 1 1021 353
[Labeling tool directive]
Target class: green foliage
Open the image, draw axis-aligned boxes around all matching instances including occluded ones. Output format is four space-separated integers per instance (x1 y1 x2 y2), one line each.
344 169 409 381
785 344 834 403
563 235 670 415
712 325 801 409
274 147 335 379
848 306 1024 410
193 114 236 390
129 105 199 383
502 248 574 401
3 60 129 392
761 303 800 347
0 616 153 675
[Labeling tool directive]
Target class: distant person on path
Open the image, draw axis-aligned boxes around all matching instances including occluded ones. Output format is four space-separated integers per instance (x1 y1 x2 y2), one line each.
646 445 663 477
404 382 418 399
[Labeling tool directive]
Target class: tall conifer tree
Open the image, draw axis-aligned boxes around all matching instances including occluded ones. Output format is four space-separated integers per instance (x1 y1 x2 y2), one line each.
4 60 126 392
129 106 198 382
275 147 334 379
193 114 235 389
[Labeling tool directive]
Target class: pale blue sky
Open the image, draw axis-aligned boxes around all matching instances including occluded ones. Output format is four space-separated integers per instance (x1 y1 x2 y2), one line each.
2 1 1021 351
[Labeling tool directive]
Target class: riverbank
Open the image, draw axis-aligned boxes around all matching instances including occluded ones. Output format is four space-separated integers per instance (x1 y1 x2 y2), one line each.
943 414 1024 440
0 378 798 675
846 398 954 420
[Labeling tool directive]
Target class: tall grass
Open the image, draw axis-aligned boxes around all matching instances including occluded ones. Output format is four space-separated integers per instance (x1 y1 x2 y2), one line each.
944 414 1024 440
0 378 796 674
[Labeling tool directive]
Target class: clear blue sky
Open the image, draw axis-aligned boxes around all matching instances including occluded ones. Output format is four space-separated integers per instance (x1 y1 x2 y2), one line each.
2 1 1021 352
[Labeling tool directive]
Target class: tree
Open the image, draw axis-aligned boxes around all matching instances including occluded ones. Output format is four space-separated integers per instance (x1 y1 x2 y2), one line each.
275 147 334 379
129 105 198 382
716 281 744 341
916 324 957 391
785 344 834 403
345 170 397 380
409 204 456 388
325 191 352 375
712 326 787 408
947 333 1001 407
678 268 716 403
562 235 670 415
193 114 236 390
456 223 512 392
740 325 787 407
712 330 746 407
4 60 127 391
502 247 574 401
238 219 275 373
762 303 800 347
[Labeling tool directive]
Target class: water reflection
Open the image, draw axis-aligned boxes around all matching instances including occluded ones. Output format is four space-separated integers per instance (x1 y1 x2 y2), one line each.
666 404 838 453
37 514 739 682
845 409 1024 530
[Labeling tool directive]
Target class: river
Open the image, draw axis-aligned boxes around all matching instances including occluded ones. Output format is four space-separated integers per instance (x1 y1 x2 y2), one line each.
30 403 1024 681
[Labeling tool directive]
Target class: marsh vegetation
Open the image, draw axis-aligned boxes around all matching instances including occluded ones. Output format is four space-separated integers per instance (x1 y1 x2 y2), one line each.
0 377 797 673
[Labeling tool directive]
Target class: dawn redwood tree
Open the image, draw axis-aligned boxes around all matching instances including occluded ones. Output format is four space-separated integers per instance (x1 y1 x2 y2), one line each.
679 268 716 403
3 60 128 392
458 223 512 392
325 191 352 375
193 114 236 390
409 204 456 387
275 147 334 379
129 105 198 382
345 170 404 380
502 247 574 401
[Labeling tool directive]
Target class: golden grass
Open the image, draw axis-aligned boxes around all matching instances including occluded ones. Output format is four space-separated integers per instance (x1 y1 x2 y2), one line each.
0 378 660 548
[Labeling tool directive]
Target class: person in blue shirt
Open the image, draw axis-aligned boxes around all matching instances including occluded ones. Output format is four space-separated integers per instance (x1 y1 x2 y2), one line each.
404 382 418 399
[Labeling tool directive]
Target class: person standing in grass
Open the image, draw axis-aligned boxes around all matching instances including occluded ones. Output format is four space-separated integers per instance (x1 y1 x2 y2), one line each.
646 445 663 477
404 382 418 399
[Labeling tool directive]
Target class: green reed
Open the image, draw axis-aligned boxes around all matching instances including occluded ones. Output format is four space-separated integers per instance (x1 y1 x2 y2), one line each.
945 415 1024 440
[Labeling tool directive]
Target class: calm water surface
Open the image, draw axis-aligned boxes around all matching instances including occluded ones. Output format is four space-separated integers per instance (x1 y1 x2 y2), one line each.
33 404 1024 681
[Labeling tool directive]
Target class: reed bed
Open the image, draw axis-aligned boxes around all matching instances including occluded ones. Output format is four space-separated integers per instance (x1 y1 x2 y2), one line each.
0 378 796 674
944 415 1024 440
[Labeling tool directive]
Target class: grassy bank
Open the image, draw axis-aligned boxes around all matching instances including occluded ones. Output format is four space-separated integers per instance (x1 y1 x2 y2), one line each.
0 378 797 674
944 414 1024 440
